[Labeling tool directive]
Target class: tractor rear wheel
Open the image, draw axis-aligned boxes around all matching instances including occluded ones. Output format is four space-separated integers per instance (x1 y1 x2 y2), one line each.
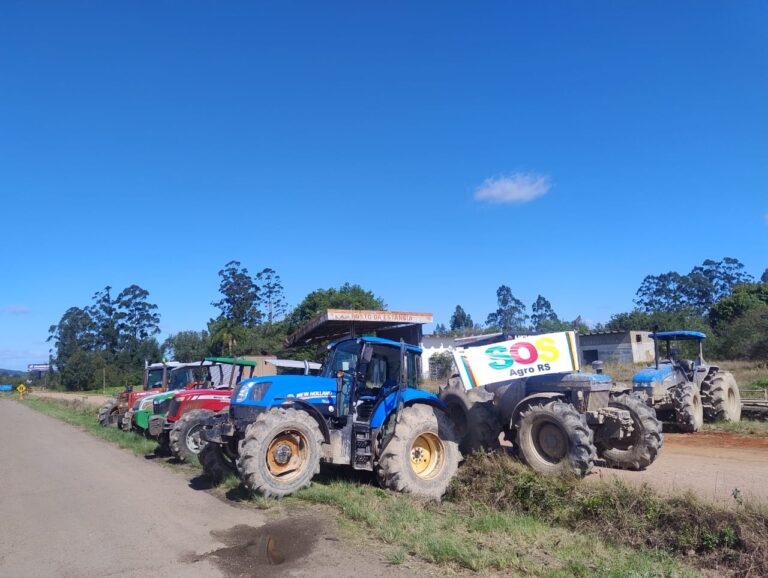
516 400 595 477
376 403 461 499
169 410 214 462
97 400 118 428
597 393 662 470
200 442 236 485
673 381 703 432
237 407 323 498
705 372 741 422
438 380 501 454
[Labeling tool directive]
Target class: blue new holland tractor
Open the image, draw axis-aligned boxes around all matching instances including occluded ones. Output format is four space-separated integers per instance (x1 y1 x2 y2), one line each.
632 331 741 432
200 336 460 499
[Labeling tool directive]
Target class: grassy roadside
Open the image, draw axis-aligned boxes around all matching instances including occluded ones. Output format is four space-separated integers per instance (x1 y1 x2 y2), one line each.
703 420 768 438
18 395 768 576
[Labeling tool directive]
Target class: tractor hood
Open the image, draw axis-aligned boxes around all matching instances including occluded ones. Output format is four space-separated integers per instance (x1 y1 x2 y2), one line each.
232 375 337 406
134 391 170 411
632 364 674 389
525 371 613 393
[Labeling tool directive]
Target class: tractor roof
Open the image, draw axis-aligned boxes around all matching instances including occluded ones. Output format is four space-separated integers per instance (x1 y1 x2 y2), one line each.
204 357 263 366
649 331 706 341
331 335 423 354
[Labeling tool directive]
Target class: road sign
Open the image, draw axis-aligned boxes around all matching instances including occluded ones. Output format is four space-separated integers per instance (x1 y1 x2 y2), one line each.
17 384 26 393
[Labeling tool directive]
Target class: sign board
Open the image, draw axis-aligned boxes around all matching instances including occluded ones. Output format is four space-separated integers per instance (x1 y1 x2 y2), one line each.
28 364 50 372
453 331 580 390
17 384 26 393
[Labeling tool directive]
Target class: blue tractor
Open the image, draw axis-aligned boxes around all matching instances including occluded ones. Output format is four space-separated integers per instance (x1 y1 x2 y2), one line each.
201 336 461 499
632 331 741 432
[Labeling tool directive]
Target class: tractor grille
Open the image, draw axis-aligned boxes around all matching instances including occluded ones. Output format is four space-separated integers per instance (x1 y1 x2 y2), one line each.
154 398 171 415
587 391 610 412
355 400 375 422
166 398 181 418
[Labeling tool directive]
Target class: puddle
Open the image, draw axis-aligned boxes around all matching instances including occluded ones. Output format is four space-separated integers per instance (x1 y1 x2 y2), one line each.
185 516 321 576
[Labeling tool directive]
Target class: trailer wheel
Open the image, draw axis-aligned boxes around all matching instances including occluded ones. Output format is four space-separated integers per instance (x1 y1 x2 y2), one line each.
97 400 118 428
516 400 595 477
438 381 501 454
237 407 323 498
705 372 741 422
376 404 461 500
673 381 703 432
597 393 662 470
169 410 214 462
200 442 236 485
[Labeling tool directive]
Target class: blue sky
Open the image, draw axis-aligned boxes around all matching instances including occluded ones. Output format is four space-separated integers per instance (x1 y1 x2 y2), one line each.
1 1 766 370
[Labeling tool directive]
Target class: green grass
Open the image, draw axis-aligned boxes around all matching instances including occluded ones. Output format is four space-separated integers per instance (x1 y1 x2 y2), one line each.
293 478 691 575
703 419 768 438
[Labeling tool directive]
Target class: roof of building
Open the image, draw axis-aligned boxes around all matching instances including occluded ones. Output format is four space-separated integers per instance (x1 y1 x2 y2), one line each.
285 309 432 347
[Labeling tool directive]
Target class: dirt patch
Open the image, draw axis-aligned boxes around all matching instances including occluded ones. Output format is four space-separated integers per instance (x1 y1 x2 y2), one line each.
593 431 768 503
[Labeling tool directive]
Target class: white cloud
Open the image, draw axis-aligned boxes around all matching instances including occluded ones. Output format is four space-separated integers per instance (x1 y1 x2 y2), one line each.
0 305 31 315
473 173 551 204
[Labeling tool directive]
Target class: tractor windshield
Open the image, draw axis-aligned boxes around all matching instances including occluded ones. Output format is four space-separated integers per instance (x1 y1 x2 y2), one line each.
322 340 360 378
168 369 192 391
145 368 165 390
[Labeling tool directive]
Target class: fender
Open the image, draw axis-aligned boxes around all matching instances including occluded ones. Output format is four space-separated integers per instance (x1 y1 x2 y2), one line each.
510 392 566 429
279 398 332 444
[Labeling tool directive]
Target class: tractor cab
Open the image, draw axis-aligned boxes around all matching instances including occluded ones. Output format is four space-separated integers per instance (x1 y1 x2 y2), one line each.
637 331 708 389
322 336 422 422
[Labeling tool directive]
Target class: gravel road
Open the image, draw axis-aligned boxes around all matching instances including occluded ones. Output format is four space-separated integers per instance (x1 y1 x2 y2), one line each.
0 398 416 577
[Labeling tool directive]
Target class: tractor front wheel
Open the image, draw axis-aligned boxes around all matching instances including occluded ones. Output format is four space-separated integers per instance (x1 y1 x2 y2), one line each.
376 404 461 500
169 410 214 462
596 393 662 470
97 400 118 428
237 408 323 498
705 372 741 422
438 380 501 454
673 381 703 432
516 400 595 477
200 442 237 485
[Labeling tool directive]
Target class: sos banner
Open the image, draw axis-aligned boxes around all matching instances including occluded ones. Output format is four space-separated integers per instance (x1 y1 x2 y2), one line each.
452 331 580 390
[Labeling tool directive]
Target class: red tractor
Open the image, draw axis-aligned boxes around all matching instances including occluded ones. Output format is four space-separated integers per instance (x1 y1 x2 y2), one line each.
98 362 183 429
155 357 320 462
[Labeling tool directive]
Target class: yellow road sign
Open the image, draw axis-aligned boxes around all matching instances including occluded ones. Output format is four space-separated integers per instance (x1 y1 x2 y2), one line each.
17 384 26 393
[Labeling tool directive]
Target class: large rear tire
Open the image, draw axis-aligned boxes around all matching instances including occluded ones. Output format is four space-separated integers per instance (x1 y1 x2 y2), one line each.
200 443 237 485
237 407 323 498
515 400 595 477
169 410 214 462
438 380 501 454
376 403 461 500
597 393 662 470
705 372 741 422
98 400 118 428
673 381 703 432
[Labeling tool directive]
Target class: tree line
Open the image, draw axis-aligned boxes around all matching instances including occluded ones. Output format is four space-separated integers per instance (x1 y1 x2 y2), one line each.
436 257 767 360
46 256 766 390
46 261 384 390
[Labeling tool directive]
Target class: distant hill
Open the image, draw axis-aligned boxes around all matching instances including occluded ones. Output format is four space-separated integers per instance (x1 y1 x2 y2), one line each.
0 368 25 376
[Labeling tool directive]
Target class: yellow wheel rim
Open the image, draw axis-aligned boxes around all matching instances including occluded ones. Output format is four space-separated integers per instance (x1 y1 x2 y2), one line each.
409 432 444 480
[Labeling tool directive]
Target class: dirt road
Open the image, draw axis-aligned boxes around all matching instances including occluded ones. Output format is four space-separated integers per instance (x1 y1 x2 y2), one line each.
0 398 415 578
593 431 768 503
